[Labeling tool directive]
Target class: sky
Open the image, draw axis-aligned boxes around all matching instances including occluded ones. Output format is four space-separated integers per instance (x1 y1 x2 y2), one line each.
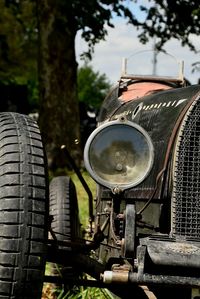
76 18 200 85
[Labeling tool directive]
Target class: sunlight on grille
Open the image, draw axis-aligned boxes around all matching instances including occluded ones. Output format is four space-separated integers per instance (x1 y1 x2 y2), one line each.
172 100 200 238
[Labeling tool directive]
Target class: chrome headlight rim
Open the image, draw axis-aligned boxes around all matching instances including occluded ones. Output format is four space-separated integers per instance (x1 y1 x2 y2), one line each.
84 117 154 192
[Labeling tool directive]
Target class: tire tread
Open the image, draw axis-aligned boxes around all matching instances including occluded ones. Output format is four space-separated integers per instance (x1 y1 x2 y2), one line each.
0 112 48 299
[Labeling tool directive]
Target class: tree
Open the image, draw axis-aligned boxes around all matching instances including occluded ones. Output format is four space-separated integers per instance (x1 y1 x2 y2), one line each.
36 0 133 168
1 0 200 169
137 1 200 51
36 0 200 169
0 0 37 80
36 1 82 169
78 64 111 149
78 64 111 109
0 0 38 110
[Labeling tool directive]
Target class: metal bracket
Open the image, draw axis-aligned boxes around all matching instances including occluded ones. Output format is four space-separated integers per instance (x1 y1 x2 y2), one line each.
122 203 136 258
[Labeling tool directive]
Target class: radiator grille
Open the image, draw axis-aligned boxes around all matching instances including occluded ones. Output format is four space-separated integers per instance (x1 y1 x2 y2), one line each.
172 98 200 239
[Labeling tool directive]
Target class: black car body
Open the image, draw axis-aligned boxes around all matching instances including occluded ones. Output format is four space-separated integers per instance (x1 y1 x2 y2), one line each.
83 57 200 298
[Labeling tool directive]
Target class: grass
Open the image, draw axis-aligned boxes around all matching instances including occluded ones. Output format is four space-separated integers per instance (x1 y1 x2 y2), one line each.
70 171 96 228
42 170 114 299
55 287 115 299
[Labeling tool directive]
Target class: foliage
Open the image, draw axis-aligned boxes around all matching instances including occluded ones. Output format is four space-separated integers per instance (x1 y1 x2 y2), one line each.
0 0 199 90
57 286 112 299
1 0 200 60
69 0 200 58
1 0 200 168
137 0 200 51
192 61 200 75
78 64 111 109
0 0 38 108
0 0 37 76
1 0 199 111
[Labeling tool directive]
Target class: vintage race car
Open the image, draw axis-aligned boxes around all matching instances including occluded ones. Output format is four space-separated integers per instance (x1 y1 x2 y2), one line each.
0 53 200 299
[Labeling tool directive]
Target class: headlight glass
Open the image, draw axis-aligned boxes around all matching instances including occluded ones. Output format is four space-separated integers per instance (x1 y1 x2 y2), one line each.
84 118 154 192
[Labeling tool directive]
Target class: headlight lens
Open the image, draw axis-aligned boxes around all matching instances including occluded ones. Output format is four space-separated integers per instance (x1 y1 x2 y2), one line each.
84 118 154 192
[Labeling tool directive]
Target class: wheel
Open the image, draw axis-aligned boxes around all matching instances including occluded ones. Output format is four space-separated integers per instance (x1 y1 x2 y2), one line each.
0 112 48 299
49 176 81 243
49 176 81 283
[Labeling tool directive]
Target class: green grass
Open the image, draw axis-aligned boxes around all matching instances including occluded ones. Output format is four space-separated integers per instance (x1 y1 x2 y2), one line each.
69 171 96 228
57 286 114 299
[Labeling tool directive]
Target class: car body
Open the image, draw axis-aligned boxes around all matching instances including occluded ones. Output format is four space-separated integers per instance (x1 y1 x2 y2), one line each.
83 54 200 298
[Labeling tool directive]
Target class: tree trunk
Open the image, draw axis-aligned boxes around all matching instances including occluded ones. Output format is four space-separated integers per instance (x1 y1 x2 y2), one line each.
37 1 81 170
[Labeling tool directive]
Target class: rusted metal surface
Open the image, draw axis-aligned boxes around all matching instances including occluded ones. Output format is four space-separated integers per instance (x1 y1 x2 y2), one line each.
103 271 129 284
140 286 157 299
119 82 172 102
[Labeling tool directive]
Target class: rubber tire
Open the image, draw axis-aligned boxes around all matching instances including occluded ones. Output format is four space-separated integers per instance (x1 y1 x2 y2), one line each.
49 175 81 286
49 175 81 245
0 112 48 299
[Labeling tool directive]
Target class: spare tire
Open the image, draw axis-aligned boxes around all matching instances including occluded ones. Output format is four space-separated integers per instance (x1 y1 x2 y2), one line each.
0 112 48 299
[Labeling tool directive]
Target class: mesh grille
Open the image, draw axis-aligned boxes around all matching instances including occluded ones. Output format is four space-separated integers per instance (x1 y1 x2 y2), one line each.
172 98 200 239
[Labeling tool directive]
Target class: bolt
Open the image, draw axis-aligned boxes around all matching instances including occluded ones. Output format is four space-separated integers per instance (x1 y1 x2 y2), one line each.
116 240 122 246
117 213 124 219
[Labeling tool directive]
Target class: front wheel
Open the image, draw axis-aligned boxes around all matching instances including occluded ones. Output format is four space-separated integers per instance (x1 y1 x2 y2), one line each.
0 112 48 299
49 176 81 285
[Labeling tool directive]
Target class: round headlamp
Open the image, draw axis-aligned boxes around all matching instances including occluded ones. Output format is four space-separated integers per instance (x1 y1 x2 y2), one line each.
84 117 154 192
